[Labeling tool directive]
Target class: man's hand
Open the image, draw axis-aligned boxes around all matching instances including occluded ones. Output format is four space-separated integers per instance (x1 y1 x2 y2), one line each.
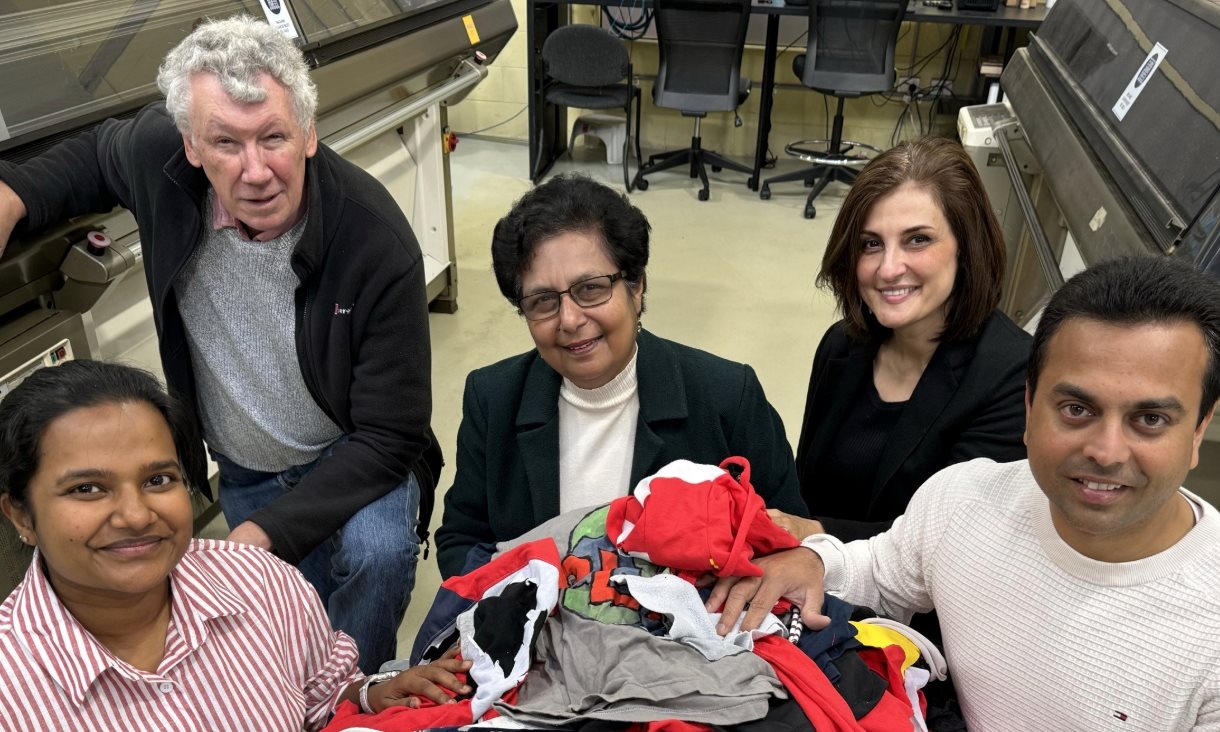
706 547 830 634
767 509 824 540
370 647 473 712
0 180 29 260
226 520 273 551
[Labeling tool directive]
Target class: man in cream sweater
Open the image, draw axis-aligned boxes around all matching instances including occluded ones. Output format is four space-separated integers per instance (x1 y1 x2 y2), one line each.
713 256 1220 731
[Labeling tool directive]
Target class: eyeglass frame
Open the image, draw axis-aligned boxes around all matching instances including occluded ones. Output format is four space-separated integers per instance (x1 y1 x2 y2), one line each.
516 271 630 321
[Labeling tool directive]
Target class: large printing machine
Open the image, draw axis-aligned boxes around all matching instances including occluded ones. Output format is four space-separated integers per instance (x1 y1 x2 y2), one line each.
0 0 516 595
975 0 1220 499
985 0 1220 321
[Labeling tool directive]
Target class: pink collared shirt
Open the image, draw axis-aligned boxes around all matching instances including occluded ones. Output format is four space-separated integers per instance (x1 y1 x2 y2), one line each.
210 190 291 243
0 539 361 731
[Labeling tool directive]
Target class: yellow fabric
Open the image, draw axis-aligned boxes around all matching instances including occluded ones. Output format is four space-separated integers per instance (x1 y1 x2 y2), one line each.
850 621 920 672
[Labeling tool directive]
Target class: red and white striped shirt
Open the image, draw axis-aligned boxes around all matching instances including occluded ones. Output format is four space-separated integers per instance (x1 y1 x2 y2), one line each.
0 539 361 731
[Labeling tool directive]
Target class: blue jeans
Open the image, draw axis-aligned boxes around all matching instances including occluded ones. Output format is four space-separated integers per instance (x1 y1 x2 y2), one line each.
214 445 420 674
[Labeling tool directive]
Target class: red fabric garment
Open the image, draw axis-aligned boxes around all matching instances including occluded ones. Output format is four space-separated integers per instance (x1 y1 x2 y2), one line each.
606 457 798 579
858 646 926 730
322 699 476 731
323 543 561 731
441 539 566 599
753 634 866 732
321 688 521 731
631 721 715 732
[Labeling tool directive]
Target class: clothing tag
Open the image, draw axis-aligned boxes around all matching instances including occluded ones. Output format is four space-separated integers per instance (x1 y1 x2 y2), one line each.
260 0 300 40
1112 41 1166 121
462 15 481 45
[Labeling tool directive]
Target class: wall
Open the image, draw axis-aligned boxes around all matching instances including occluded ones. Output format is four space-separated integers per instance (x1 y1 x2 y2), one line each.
447 6 1030 158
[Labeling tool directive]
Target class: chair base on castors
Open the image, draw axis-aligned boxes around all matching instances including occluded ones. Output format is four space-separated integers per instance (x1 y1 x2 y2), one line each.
760 137 881 218
633 117 751 201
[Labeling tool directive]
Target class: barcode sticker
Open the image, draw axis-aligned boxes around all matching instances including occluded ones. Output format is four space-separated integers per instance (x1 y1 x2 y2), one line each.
260 0 300 40
1112 42 1167 122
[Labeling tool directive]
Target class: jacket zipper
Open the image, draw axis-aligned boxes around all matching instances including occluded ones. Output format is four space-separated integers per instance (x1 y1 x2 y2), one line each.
297 285 340 426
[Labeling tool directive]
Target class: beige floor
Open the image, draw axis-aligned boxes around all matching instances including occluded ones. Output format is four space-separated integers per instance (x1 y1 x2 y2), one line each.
401 136 842 652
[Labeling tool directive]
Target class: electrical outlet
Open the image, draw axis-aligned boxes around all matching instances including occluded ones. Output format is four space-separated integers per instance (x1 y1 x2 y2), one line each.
894 76 920 101
929 79 954 98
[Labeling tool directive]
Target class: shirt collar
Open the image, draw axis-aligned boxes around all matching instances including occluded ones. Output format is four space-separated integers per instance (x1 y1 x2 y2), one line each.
208 189 302 243
9 541 249 707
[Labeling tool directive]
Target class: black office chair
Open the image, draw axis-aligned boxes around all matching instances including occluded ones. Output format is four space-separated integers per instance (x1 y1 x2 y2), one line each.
542 24 643 192
632 0 753 201
760 0 905 218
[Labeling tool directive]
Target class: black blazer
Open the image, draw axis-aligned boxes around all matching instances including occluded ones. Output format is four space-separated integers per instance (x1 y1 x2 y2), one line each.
796 310 1031 541
435 330 808 578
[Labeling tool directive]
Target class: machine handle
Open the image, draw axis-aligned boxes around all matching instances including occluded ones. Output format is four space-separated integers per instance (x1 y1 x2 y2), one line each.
994 120 1065 291
324 57 489 155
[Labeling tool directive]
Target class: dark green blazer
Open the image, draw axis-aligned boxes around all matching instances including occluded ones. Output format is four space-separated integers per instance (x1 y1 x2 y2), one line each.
435 330 807 578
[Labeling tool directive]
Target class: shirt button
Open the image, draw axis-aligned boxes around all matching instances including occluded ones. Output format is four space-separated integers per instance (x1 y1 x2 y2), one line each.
159 682 173 693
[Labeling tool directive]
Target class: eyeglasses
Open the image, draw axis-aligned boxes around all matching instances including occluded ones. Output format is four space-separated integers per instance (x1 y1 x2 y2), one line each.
517 272 627 321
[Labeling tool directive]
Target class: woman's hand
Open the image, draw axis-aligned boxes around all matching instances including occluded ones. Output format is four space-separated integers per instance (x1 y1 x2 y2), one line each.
767 509 824 541
366 647 473 713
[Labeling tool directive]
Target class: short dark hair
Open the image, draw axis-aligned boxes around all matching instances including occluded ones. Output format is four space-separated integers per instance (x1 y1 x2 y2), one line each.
0 360 205 506
1029 256 1220 425
491 174 650 306
817 136 1006 342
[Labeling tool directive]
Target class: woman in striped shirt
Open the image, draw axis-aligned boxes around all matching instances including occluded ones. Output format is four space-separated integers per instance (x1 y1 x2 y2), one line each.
0 360 468 731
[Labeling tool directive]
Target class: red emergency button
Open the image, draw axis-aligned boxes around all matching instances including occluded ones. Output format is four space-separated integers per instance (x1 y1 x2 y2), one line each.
86 231 111 256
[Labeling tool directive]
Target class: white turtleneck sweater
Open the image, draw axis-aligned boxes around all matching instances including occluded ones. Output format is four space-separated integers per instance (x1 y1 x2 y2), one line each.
804 458 1220 732
558 349 640 514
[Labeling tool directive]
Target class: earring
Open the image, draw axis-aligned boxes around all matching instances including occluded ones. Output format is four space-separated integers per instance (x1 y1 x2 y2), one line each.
17 534 27 544
636 320 643 334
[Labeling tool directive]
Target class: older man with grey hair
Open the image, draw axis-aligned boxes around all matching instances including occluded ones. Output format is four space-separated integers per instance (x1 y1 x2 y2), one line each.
0 16 437 674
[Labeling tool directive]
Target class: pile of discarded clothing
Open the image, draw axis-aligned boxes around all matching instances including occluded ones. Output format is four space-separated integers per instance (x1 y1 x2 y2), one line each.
324 458 948 732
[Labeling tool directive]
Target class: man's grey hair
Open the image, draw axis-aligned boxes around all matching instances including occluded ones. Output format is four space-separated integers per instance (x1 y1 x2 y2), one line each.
156 16 318 137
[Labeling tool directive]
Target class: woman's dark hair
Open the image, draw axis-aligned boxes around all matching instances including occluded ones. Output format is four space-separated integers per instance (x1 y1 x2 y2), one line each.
0 360 205 506
491 174 650 306
818 136 1006 342
1029 256 1220 425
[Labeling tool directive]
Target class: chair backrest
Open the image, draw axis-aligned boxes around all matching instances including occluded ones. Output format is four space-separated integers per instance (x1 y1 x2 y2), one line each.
801 0 905 95
542 24 630 87
651 0 752 113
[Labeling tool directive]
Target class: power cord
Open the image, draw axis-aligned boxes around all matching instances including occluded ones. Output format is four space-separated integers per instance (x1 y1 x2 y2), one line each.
456 105 529 136
606 0 652 40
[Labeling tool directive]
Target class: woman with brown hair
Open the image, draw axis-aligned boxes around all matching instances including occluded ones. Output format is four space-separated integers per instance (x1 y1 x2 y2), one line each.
770 136 1031 542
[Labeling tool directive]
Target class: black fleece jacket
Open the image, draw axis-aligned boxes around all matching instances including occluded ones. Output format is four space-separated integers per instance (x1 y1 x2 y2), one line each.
0 104 437 565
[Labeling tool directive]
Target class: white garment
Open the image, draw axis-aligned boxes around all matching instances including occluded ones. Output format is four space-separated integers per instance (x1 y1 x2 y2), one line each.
456 558 561 720
558 348 640 514
608 573 786 660
903 666 931 732
802 458 1220 732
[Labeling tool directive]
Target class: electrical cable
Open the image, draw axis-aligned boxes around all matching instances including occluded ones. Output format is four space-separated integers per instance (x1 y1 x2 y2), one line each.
923 24 961 131
456 105 529 136
895 25 960 87
605 0 652 40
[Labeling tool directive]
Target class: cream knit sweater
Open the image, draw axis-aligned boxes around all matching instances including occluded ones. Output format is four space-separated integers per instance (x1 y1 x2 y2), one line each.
805 458 1220 731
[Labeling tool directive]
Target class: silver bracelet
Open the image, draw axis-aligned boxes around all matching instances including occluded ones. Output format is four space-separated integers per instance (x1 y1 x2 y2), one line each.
359 669 403 714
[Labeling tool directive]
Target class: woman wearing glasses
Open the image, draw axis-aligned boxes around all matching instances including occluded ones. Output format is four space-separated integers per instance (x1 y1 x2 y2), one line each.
434 175 807 578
